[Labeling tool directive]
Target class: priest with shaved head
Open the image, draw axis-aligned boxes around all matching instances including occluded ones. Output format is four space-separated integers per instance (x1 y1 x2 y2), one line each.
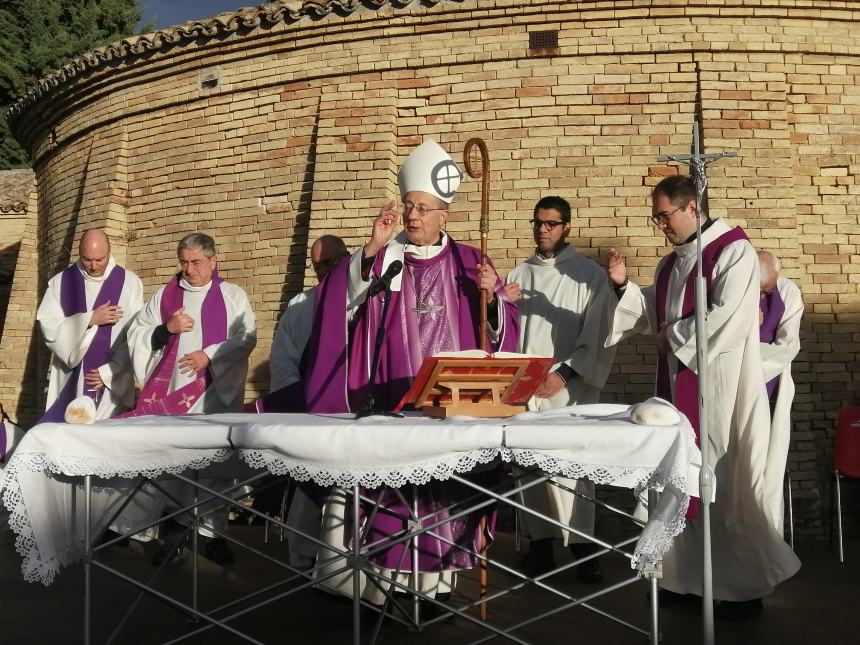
36 228 144 423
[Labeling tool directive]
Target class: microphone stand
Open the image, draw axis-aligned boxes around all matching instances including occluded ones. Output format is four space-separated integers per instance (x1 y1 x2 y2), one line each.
356 283 401 419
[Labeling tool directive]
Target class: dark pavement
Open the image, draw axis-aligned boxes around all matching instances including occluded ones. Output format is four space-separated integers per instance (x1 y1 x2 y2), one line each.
0 523 856 645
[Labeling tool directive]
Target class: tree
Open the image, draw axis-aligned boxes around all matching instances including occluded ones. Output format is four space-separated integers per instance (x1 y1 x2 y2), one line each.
0 0 152 169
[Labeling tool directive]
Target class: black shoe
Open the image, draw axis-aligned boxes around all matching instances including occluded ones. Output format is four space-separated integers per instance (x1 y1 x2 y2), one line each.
150 521 187 566
714 598 763 620
422 592 455 623
646 588 694 606
204 538 235 565
569 543 603 584
312 587 353 606
518 538 556 577
98 529 129 548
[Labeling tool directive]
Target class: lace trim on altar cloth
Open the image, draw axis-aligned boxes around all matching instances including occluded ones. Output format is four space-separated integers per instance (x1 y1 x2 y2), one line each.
2 449 231 585
6 442 693 584
239 448 503 488
501 448 691 574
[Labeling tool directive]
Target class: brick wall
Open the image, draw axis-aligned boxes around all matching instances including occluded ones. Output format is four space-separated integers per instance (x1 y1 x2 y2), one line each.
5 0 860 536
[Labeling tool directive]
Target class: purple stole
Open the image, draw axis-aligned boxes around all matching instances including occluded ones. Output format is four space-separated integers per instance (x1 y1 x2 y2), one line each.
759 286 786 400
245 259 352 414
654 226 749 518
0 419 7 464
117 273 227 418
38 264 126 424
305 239 519 413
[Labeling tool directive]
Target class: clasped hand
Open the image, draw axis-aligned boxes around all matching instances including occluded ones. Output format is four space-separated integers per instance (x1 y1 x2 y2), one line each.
178 350 210 375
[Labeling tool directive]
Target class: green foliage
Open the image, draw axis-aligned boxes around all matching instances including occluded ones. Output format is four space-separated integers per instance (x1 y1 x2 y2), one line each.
0 0 150 169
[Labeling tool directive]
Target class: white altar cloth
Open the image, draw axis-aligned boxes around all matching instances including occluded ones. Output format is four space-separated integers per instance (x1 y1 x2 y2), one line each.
3 404 700 585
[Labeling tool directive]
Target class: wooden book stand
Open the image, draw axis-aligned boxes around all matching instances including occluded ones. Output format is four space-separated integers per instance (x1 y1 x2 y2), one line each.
394 355 555 419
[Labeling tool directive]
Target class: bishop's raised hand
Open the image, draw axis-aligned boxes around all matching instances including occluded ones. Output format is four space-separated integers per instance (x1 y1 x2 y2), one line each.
365 200 399 258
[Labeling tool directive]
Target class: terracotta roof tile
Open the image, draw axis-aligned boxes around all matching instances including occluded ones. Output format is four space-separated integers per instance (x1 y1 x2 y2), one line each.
0 170 35 214
8 0 449 119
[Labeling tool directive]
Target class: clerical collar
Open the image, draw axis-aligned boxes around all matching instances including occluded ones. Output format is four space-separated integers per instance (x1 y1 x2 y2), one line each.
677 218 715 246
536 243 569 261
404 232 448 260
179 277 213 292
77 256 116 283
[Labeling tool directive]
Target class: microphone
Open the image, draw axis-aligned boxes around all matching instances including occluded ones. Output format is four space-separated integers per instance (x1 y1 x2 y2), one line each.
368 260 403 298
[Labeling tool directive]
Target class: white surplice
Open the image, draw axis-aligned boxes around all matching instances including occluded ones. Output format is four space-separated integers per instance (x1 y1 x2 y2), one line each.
270 286 317 565
605 218 800 601
0 417 24 495
127 277 257 414
270 287 314 391
761 276 803 532
36 258 143 419
507 245 617 545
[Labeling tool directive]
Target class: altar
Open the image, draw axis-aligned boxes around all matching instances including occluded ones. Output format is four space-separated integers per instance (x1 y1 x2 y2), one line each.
2 402 702 644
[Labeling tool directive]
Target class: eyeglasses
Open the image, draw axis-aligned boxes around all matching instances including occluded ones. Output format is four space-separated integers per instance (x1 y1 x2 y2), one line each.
402 201 444 216
531 219 566 231
650 206 683 226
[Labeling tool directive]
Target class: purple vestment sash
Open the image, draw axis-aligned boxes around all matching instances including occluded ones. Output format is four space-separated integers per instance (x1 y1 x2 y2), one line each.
655 226 749 518
0 419 6 463
118 273 227 417
38 264 126 424
759 285 786 400
303 237 519 572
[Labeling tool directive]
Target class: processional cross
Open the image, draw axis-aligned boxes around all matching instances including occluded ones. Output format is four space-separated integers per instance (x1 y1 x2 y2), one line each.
657 122 735 645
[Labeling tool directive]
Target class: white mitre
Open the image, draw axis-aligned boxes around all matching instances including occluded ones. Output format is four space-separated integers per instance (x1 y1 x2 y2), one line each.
398 139 463 204
65 396 97 425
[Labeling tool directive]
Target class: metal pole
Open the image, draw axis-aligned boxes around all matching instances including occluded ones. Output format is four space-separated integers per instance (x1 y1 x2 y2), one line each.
647 489 661 645
411 486 421 629
353 484 361 645
84 474 92 645
191 470 200 621
657 122 735 645
691 126 715 645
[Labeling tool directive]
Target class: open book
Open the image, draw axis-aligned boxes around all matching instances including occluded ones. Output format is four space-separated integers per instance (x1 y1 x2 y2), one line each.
393 350 555 418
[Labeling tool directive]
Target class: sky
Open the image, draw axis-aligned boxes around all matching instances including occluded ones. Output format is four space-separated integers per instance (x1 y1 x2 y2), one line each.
138 0 253 30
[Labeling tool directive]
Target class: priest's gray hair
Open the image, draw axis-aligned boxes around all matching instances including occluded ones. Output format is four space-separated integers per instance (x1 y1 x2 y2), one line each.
758 250 781 287
178 232 217 257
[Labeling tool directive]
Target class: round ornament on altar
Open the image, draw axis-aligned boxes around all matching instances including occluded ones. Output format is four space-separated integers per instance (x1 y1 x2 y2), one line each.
65 396 97 424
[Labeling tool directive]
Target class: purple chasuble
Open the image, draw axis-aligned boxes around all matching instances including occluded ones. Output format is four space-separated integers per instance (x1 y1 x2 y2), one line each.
759 286 786 400
304 237 520 573
117 273 227 418
306 238 519 413
38 264 126 424
655 226 749 518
